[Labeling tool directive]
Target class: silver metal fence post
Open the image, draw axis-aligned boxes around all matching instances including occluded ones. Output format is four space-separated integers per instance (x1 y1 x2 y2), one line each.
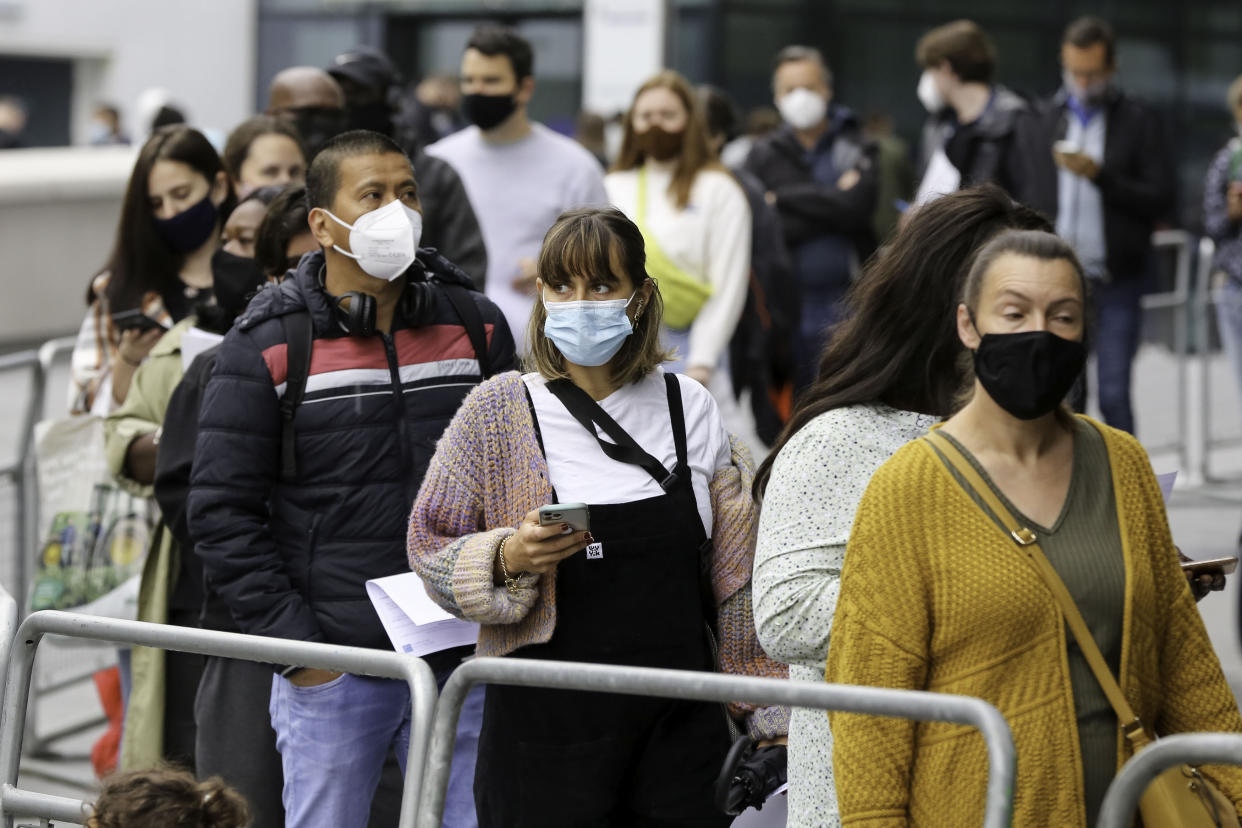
0 586 16 715
1096 732 1242 828
0 612 438 827
1143 230 1193 464
418 657 1016 828
0 350 41 604
1187 237 1216 487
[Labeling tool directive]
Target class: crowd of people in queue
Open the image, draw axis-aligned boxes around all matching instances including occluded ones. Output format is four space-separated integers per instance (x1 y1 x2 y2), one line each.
45 10 1242 828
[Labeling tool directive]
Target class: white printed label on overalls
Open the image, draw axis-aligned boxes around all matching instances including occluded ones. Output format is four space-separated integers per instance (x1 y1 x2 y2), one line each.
585 543 603 559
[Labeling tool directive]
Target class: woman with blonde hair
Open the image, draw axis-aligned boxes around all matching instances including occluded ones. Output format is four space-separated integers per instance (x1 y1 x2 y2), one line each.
606 70 751 392
408 206 785 826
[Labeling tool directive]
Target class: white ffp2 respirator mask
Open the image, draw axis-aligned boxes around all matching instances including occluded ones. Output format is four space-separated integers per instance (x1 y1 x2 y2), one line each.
323 199 422 282
778 88 828 131
917 70 946 114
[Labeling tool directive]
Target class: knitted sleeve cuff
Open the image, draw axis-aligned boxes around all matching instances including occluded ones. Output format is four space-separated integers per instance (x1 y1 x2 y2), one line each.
746 705 790 741
452 528 541 624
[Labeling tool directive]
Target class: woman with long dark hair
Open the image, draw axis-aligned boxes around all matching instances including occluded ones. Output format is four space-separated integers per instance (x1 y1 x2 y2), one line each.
752 185 1049 826
71 125 236 413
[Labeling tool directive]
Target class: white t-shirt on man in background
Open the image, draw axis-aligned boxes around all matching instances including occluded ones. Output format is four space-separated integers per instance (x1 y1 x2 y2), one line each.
428 123 608 350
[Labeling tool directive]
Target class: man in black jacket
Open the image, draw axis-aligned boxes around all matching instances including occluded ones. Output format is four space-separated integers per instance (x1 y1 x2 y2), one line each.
912 20 1039 205
187 130 515 827
743 46 877 393
1024 17 1175 434
328 47 490 288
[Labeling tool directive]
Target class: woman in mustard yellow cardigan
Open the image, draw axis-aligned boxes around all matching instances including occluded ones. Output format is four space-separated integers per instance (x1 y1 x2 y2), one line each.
825 229 1242 826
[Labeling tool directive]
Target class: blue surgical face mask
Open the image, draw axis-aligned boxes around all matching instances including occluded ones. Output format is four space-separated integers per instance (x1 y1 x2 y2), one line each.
542 288 637 367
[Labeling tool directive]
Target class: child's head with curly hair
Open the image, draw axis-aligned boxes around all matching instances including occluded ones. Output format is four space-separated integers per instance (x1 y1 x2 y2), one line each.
86 767 250 828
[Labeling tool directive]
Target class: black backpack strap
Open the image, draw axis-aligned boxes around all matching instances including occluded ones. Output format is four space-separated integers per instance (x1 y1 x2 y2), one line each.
545 378 681 491
279 311 313 482
440 284 493 379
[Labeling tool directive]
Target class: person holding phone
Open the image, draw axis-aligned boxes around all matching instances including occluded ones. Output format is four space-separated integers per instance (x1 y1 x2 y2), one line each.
1023 16 1175 435
408 206 787 826
71 125 237 414
825 229 1242 826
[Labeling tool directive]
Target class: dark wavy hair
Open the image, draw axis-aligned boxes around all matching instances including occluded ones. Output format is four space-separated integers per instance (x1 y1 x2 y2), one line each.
255 183 311 279
754 185 1052 498
94 125 235 311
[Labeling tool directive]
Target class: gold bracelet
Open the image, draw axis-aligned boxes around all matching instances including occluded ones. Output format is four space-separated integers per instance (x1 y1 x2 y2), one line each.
498 534 522 595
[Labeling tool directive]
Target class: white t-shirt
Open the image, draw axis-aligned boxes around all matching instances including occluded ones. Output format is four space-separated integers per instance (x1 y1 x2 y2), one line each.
521 368 731 535
605 165 751 370
427 123 609 350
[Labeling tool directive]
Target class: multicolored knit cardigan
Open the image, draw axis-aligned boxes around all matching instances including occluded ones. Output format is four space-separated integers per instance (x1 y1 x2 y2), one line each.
407 371 789 739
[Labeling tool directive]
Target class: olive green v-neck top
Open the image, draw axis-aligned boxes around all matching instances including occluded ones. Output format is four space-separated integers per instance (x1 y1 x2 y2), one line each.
936 421 1125 826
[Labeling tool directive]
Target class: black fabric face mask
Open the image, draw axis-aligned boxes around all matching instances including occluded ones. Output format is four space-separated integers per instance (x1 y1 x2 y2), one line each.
462 92 517 131
154 194 219 253
208 248 267 324
972 330 1087 420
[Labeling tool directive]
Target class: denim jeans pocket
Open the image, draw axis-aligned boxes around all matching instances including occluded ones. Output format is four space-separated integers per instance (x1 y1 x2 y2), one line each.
287 672 350 695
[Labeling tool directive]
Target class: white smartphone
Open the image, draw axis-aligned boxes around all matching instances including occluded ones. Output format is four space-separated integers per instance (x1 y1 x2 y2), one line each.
1053 139 1081 156
538 503 590 535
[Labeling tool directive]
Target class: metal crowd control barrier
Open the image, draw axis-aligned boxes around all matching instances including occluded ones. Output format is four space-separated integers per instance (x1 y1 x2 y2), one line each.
419 657 1016 828
1096 733 1242 828
0 348 45 603
1142 229 1194 469
0 334 73 605
0 586 16 715
0 612 438 828
1188 236 1242 486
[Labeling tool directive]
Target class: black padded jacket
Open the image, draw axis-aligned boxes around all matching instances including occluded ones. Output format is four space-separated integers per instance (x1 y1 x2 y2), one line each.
186 249 515 652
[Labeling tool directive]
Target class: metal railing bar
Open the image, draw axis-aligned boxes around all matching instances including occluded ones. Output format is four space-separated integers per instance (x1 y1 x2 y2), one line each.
418 657 1015 828
0 613 437 828
0 784 84 825
1096 733 1242 828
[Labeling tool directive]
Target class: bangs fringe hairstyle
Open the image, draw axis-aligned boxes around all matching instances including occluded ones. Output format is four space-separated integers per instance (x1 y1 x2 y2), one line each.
611 70 725 209
95 125 235 310
526 207 672 386
954 228 1091 418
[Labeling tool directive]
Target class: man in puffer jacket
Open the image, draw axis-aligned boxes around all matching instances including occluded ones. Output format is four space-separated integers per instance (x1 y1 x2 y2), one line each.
187 130 515 827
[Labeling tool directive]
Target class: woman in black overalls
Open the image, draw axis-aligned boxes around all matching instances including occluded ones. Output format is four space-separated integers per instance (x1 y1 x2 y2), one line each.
408 207 788 826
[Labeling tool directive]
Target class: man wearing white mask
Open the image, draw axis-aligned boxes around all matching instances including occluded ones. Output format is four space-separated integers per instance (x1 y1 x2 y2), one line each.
912 19 1037 206
188 130 515 827
1024 16 1174 434
743 45 876 392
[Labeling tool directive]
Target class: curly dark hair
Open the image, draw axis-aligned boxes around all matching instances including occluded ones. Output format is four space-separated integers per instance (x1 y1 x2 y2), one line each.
87 767 250 828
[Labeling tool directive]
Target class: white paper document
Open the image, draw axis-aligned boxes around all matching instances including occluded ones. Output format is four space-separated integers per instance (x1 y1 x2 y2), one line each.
180 326 225 372
366 571 478 657
1156 471 1177 504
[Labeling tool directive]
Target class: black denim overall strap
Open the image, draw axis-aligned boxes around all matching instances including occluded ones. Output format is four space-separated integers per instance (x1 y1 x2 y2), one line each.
545 373 718 632
474 375 732 827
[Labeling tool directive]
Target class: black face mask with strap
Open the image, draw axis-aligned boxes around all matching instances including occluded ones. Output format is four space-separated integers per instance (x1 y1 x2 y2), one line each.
973 330 1086 420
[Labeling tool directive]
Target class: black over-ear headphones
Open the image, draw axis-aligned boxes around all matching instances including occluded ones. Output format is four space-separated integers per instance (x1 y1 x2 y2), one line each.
318 263 437 337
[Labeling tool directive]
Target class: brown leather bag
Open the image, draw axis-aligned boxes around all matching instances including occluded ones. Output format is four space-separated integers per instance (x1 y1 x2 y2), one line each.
926 431 1240 828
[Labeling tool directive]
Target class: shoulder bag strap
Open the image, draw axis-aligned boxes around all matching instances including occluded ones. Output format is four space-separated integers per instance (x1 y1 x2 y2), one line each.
279 311 313 483
440 283 493 379
544 378 682 492
923 430 1150 747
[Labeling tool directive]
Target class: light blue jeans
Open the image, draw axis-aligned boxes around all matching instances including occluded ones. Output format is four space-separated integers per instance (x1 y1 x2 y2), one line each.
270 673 411 828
